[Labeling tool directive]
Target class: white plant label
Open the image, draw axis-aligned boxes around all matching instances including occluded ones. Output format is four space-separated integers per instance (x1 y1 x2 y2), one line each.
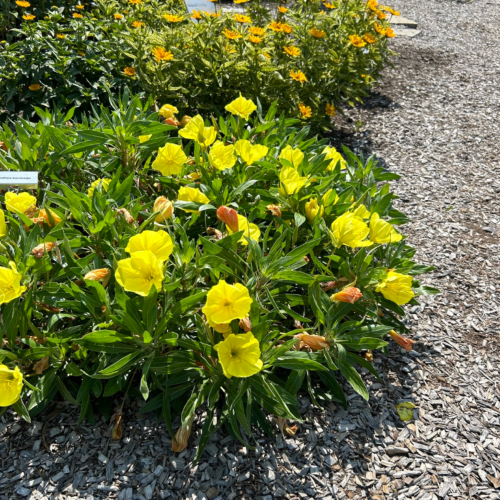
0 171 38 189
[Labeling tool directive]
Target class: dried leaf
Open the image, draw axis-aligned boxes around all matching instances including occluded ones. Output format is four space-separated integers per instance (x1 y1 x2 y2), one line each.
33 356 50 375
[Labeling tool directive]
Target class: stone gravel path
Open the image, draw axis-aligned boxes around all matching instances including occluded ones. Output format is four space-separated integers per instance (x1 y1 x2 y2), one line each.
1 0 500 499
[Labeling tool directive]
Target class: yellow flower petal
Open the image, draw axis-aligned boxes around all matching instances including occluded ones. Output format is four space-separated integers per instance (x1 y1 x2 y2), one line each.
225 94 257 121
369 213 403 244
115 250 164 296
125 230 174 261
213 332 263 378
0 365 23 407
152 143 187 176
331 212 372 249
279 145 304 168
375 271 414 305
202 280 253 325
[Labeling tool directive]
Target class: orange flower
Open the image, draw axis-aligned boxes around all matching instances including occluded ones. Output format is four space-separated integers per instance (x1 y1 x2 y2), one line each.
234 14 252 23
389 330 414 351
73 12 83 18
376 10 386 19
364 33 377 43
385 26 395 37
129 0 141 4
284 45 300 57
269 21 291 33
349 34 366 47
325 103 335 117
249 26 266 36
152 47 174 62
76 4 84 8
29 83 41 91
57 33 66 39
331 287 363 304
267 204 281 217
374 22 386 35
132 20 144 27
234 0 249 2
278 6 288 12
323 2 335 8
16 0 31 6
295 333 329 351
32 242 55 259
191 10 203 19
216 206 239 233
23 14 35 21
309 27 326 38
298 103 311 118
281 23 292 34
164 14 183 22
33 209 62 227
223 29 241 40
84 269 109 281
290 70 307 83
249 35 262 44
114 13 123 19
124 67 136 76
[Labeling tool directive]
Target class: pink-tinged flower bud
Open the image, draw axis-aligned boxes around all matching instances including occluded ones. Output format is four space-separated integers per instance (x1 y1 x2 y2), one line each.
153 196 174 222
84 269 109 281
207 227 223 240
294 333 329 351
165 117 180 127
32 242 55 258
267 204 282 217
239 317 252 332
172 415 195 453
389 330 415 351
331 287 363 304
217 206 239 233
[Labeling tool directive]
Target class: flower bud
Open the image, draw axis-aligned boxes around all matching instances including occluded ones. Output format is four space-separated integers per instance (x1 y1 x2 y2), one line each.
217 206 239 233
179 115 192 128
153 196 174 223
331 287 363 304
84 269 109 281
0 141 7 152
207 227 223 240
165 117 180 127
389 330 415 351
364 350 374 362
294 333 329 351
172 415 195 453
267 204 282 217
32 242 55 258
239 317 252 332
115 208 135 224
32 209 62 228
305 198 324 223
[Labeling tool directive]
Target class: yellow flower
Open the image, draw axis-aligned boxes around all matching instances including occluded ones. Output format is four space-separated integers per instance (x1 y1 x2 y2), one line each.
284 45 300 57
325 103 335 117
249 35 263 43
223 29 241 40
225 94 257 121
73 12 83 18
87 178 111 197
159 104 179 119
234 140 268 164
16 0 30 6
0 209 6 237
234 14 252 23
249 26 266 36
208 141 237 171
234 0 250 3
203 280 253 325
178 186 210 213
152 47 173 62
152 143 187 176
23 14 35 21
76 4 84 8
305 198 324 223
369 213 402 244
139 134 151 143
124 67 136 76
114 13 123 19
364 33 377 43
350 204 370 219
179 115 217 148
214 332 263 378
0 262 27 305
0 365 23 407
57 33 66 39
191 10 202 19
385 27 395 38
129 0 141 4
278 6 288 12
330 212 372 248
349 35 366 48
153 196 174 222
29 83 41 91
164 14 183 22
309 27 326 38
374 22 386 35
227 214 260 246
132 20 144 27
279 145 303 168
375 271 414 305
279 166 309 196
376 9 386 19
322 146 346 170
298 103 312 118
323 2 335 8
5 192 36 214
125 230 173 261
116 250 164 296
290 70 307 83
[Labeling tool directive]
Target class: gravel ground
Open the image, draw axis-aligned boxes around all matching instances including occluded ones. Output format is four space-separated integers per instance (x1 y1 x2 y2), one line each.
1 1 500 499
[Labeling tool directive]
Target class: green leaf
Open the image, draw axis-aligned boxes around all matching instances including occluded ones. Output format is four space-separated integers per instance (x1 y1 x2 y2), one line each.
338 360 369 401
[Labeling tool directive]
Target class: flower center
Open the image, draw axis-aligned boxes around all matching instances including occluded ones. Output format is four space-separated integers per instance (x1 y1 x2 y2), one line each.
221 299 232 308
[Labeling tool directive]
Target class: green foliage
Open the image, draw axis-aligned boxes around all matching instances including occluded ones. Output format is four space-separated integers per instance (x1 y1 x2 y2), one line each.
0 93 432 458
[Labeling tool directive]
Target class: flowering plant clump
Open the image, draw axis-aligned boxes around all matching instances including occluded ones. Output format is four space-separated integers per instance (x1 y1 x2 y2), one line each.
1 0 398 122
0 93 436 458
